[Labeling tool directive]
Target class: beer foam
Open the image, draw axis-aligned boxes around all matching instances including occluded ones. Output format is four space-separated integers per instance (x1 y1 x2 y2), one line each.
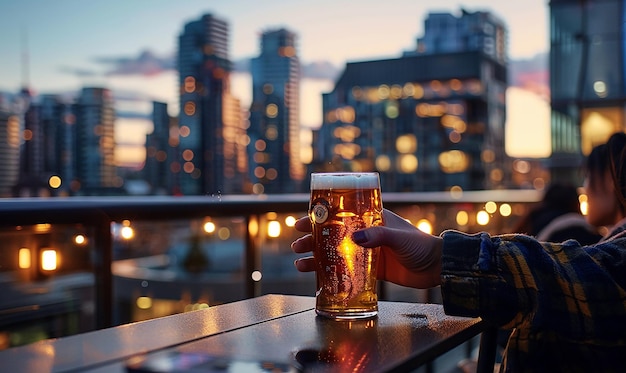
311 173 380 190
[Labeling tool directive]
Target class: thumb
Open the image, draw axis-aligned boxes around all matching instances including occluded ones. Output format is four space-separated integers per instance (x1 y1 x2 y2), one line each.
352 225 442 272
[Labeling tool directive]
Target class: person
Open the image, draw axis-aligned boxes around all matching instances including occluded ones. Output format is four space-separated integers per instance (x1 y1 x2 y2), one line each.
513 182 602 244
291 132 626 372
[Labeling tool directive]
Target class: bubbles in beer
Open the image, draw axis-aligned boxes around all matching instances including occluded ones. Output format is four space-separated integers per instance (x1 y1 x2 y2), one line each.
309 173 383 318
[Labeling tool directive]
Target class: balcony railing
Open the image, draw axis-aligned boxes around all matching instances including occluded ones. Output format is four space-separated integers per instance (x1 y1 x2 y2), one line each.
0 190 541 348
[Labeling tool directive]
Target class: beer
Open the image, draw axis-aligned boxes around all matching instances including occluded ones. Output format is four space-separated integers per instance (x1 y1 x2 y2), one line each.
309 172 383 319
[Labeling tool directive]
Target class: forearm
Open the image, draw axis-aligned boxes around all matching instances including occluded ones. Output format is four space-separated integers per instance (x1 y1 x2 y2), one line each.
439 230 626 339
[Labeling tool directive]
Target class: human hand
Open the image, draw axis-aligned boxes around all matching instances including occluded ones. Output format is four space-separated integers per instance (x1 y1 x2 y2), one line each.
291 209 443 289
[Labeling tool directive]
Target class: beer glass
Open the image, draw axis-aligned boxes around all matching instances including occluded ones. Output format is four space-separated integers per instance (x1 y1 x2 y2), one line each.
309 172 383 319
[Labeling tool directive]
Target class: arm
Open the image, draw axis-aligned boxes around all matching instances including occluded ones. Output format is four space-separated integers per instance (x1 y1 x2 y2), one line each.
441 230 626 339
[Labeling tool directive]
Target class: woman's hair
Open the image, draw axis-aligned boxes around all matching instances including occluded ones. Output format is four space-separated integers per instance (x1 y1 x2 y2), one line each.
587 132 626 212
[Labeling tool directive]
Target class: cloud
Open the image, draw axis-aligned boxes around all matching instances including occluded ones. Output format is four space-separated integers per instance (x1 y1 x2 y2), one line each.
233 58 340 81
508 52 549 99
58 66 100 77
302 61 340 80
95 50 175 76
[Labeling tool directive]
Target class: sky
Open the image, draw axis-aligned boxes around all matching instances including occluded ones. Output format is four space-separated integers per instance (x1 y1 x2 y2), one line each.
0 0 551 166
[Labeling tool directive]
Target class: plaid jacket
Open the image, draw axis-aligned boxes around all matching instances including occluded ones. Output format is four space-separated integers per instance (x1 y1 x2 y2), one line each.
440 220 626 372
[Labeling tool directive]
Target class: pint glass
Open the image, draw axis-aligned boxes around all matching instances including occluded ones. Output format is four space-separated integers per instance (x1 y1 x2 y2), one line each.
309 172 383 319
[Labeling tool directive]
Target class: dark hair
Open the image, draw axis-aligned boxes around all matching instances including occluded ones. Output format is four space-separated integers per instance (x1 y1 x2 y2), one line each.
586 132 626 212
542 183 580 213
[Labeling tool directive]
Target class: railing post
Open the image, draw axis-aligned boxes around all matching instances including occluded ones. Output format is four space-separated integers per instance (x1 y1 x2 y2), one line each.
245 214 261 298
93 216 113 328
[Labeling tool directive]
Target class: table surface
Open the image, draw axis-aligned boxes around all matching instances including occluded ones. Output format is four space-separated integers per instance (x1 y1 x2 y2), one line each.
0 294 486 373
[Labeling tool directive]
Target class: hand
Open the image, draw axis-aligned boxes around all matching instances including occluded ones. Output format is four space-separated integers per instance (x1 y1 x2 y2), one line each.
291 209 443 289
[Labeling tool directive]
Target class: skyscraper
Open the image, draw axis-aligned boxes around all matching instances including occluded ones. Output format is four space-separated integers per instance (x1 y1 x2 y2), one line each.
314 9 508 192
550 0 626 183
248 28 303 194
73 87 117 193
14 87 46 196
40 94 75 194
0 108 20 197
407 9 507 65
177 13 247 195
144 101 177 194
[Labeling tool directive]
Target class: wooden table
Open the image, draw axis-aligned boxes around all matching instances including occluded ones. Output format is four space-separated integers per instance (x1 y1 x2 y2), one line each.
0 294 495 372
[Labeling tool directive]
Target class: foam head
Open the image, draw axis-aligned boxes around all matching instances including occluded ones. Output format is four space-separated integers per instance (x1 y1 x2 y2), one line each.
310 172 380 190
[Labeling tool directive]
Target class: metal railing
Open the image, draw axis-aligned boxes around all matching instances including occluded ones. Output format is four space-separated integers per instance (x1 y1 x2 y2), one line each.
0 190 541 333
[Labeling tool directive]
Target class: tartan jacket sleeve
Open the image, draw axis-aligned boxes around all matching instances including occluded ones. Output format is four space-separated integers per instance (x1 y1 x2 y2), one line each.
439 230 626 341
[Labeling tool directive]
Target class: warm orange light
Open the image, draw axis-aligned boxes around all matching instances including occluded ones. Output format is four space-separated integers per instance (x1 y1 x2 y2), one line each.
121 226 134 240
500 204 512 217
416 219 433 234
48 175 62 189
203 221 216 233
41 249 58 271
476 211 490 226
456 211 469 226
267 221 281 238
74 234 87 245
285 216 297 227
19 248 31 269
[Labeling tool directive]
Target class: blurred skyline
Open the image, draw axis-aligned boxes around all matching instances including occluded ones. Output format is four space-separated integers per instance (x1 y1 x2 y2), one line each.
0 0 551 166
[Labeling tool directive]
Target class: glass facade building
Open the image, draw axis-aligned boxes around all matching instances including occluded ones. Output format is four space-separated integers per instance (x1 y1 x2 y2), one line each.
177 14 247 195
314 9 509 192
144 102 176 195
0 107 20 197
248 28 303 194
550 0 626 181
73 87 118 192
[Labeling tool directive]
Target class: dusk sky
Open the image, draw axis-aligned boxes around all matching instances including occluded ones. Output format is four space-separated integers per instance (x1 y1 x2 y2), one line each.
0 0 551 166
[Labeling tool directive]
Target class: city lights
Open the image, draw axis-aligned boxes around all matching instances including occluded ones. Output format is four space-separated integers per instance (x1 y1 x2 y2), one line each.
74 234 87 245
485 201 497 214
48 176 62 189
416 219 433 234
251 271 263 282
40 249 58 271
267 220 281 238
203 221 216 233
285 216 297 227
499 203 512 217
456 211 469 226
121 226 135 240
476 211 490 226
217 227 230 240
18 248 31 269
136 296 152 310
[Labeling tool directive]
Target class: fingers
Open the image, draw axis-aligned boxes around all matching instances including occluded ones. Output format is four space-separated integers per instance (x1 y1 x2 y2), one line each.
294 256 316 272
294 216 312 232
353 226 418 250
382 208 418 229
291 217 314 273
291 234 313 253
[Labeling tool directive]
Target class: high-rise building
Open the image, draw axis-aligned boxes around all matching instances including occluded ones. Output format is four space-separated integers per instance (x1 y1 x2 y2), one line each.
144 101 177 194
550 0 626 183
39 94 75 194
0 108 20 197
13 88 47 196
248 28 303 194
73 87 117 194
407 9 507 65
177 13 247 195
314 10 508 192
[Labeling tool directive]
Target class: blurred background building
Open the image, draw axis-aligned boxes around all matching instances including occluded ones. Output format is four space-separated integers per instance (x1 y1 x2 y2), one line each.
312 9 509 192
177 13 248 195
248 28 304 194
549 0 626 184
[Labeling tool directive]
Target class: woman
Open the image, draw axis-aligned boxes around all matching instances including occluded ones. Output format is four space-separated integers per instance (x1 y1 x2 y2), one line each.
291 133 626 372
